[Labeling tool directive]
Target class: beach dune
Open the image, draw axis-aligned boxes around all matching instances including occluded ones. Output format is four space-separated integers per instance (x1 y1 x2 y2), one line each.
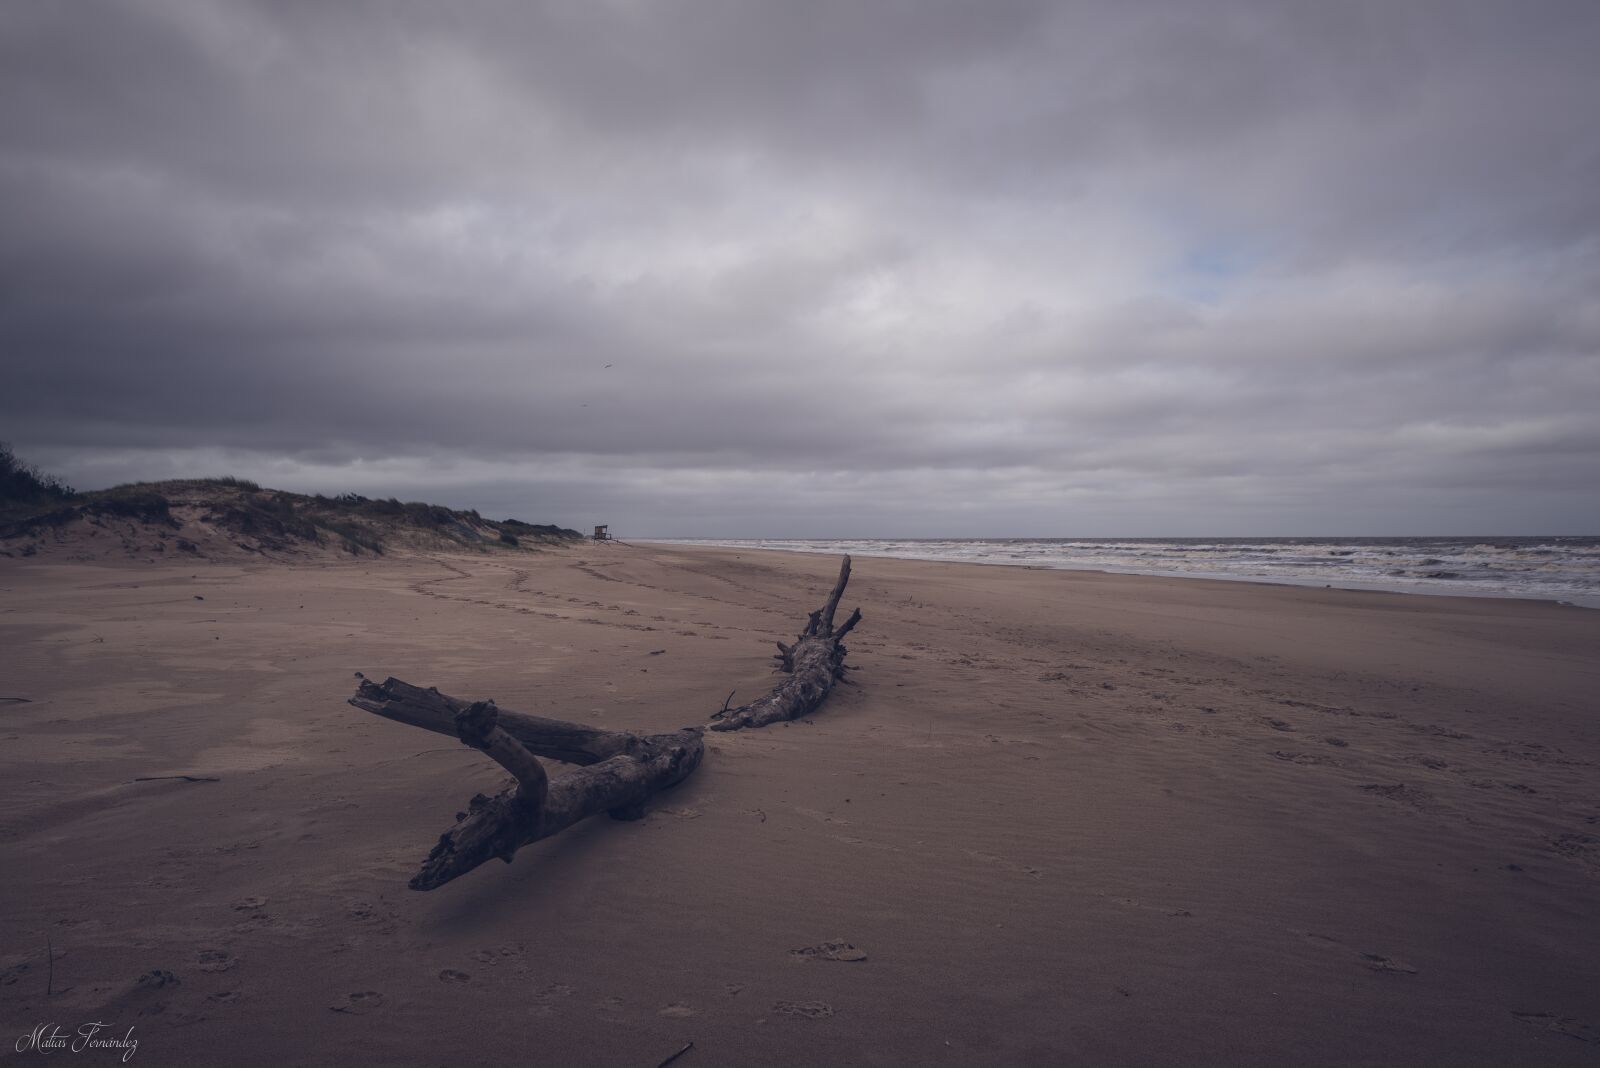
1 542 1596 1065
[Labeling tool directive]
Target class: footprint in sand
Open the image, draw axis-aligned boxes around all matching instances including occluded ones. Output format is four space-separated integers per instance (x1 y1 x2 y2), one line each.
344 900 400 926
789 940 868 963
1363 782 1454 816
469 944 527 966
1 960 34 987
1272 750 1338 766
1549 832 1598 859
1304 933 1417 974
92 969 209 1027
656 807 702 820
136 969 181 990
773 1000 835 1019
1360 953 1419 974
1110 896 1192 918
1511 1011 1599 1045
658 1003 696 1018
195 949 239 973
526 984 573 1018
438 969 471 983
329 991 384 1014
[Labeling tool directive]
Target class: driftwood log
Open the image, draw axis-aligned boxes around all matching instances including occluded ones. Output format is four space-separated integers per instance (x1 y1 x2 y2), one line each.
709 554 861 731
350 679 703 890
347 554 860 888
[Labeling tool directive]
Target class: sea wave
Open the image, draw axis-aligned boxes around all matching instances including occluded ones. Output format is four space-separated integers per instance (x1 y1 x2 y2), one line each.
652 536 1600 609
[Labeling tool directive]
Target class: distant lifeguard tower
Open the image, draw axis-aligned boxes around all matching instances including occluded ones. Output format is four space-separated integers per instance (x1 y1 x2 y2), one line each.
592 524 611 541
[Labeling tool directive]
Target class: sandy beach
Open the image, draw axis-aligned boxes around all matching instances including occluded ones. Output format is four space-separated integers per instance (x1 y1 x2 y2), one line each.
2 541 1597 1066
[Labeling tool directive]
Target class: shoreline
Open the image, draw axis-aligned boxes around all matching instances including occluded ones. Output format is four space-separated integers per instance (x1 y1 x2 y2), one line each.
636 538 1600 610
2 543 1596 1065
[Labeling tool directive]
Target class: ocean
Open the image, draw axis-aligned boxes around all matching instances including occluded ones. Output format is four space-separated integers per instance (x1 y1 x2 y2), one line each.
654 536 1600 609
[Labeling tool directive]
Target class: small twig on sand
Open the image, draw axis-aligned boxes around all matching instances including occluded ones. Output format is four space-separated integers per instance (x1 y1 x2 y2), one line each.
656 1041 694 1068
132 775 221 783
719 691 736 715
0 696 32 703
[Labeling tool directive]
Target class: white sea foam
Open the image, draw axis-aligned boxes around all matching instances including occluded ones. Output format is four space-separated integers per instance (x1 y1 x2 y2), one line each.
650 537 1600 608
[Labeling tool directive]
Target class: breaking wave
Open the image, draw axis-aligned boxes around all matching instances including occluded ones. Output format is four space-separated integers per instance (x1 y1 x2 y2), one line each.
655 536 1600 608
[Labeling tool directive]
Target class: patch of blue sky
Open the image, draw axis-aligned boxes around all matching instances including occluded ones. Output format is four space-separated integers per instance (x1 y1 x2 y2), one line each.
1158 240 1262 305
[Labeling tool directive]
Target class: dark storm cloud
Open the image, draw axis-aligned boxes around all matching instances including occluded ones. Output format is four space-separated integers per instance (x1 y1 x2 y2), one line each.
3 0 1598 535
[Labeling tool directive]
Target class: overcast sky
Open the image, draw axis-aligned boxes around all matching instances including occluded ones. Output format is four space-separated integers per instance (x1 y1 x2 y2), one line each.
3 1 1597 536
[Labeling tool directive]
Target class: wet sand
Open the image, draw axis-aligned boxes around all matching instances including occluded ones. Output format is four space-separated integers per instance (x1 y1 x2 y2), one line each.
1 542 1597 1065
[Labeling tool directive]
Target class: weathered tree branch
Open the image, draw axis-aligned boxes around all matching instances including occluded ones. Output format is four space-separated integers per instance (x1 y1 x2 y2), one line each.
455 701 547 813
349 680 704 890
351 677 665 764
709 554 861 732
818 554 850 633
408 726 703 891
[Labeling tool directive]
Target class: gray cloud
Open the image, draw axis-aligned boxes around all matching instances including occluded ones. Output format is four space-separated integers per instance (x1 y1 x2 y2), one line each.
3 0 1598 535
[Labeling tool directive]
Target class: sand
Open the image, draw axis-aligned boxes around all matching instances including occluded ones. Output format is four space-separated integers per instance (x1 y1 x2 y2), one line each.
1 542 1596 1065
